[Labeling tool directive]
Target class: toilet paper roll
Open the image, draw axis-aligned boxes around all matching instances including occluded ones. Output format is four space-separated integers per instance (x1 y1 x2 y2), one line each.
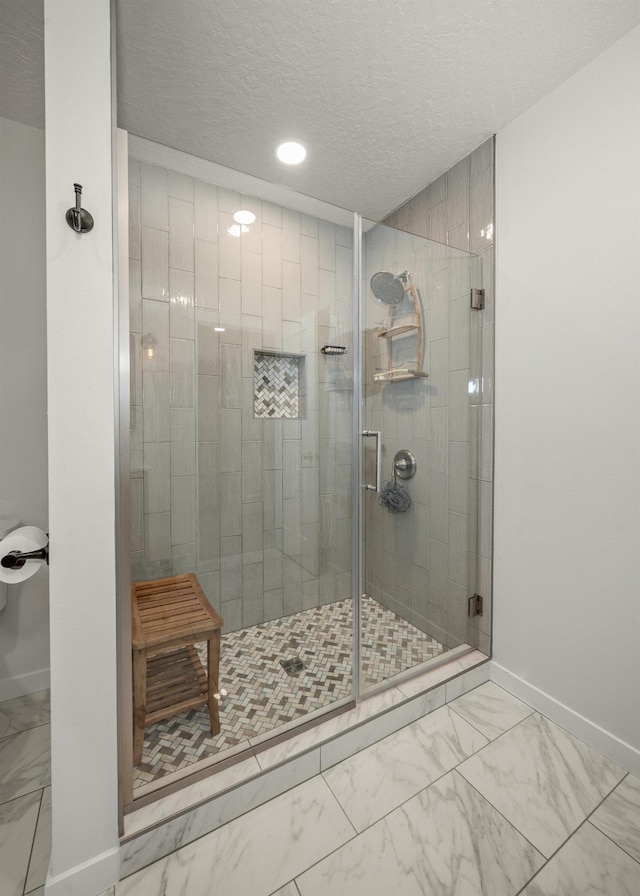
0 526 48 584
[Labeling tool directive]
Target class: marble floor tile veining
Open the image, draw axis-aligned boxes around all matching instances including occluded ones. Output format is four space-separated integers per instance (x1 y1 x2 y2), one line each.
118 776 355 896
589 773 640 864
0 723 50 805
0 790 42 896
296 770 545 896
0 690 50 740
521 821 640 896
457 711 626 857
322 705 488 832
448 680 534 740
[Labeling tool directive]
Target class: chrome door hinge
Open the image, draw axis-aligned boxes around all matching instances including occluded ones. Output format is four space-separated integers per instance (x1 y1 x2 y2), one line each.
470 288 485 310
468 594 483 617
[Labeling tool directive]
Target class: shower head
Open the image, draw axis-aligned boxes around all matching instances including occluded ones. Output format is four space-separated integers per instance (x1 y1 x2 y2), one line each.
370 271 406 305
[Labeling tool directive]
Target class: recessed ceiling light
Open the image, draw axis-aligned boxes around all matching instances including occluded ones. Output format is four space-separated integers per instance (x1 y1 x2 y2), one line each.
276 141 307 165
214 327 225 332
233 209 256 225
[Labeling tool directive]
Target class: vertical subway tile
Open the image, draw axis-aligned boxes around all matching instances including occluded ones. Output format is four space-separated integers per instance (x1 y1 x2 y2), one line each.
220 343 242 408
449 296 470 371
282 208 301 262
283 441 302 498
242 502 264 565
143 442 170 514
128 158 141 186
448 441 470 515
196 309 220 376
446 157 470 231
300 235 319 295
429 473 449 543
170 407 195 476
170 338 195 407
198 441 219 507
241 250 262 316
168 171 193 202
171 476 196 545
197 375 219 442
449 368 470 441
141 227 169 301
239 195 262 254
300 214 319 237
262 224 282 288
141 163 168 230
448 512 469 586
129 257 142 333
470 137 494 178
283 498 301 557
194 179 218 241
144 512 171 562
470 165 494 254
129 184 141 260
130 405 144 475
242 442 263 503
221 535 242 600
318 220 336 271
217 187 240 213
141 298 169 371
169 197 193 271
243 563 264 626
430 406 449 474
429 337 449 407
264 588 284 621
169 268 195 340
282 261 301 322
263 286 283 351
429 539 448 611
195 239 219 309
335 245 352 306
172 542 197 576
263 202 282 227
198 506 220 567
262 469 283 531
218 211 242 280
218 408 241 472
242 376 262 441
143 371 170 442
130 479 143 552
301 467 320 525
219 472 242 535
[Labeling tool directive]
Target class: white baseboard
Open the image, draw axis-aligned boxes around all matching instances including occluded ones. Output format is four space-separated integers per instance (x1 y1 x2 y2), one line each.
490 662 640 777
0 667 50 702
45 846 118 896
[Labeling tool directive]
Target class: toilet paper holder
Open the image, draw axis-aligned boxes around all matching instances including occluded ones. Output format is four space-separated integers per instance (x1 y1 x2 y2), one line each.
1 540 49 570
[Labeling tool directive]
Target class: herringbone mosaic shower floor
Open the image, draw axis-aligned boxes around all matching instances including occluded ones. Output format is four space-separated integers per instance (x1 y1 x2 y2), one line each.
133 596 445 793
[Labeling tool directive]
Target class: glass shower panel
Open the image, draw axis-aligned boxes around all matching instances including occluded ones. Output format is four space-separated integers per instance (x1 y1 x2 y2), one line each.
359 221 480 692
128 158 355 795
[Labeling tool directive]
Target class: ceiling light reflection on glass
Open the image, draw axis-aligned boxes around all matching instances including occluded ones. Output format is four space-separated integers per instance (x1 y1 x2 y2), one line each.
276 141 307 165
227 223 249 238
233 209 256 225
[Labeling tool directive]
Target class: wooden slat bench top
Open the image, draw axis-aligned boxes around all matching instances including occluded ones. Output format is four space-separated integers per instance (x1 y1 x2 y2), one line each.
131 573 223 650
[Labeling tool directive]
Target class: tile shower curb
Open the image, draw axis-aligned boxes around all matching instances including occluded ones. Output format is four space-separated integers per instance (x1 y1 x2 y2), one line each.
119 650 489 877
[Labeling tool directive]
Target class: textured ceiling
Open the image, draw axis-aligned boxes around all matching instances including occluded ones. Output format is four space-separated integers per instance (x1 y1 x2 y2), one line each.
2 1 639 219
0 0 44 129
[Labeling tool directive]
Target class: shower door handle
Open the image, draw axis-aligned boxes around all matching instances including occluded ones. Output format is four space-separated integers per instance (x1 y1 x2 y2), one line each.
362 430 382 493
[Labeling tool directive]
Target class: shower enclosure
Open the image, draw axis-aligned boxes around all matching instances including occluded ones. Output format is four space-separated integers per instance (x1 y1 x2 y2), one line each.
122 149 486 802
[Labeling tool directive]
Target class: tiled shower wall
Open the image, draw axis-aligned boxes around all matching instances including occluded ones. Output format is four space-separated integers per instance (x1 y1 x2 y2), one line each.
376 137 495 654
128 159 354 632
363 227 480 650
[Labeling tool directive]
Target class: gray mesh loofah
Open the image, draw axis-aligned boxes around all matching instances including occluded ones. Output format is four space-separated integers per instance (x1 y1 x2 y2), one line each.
377 480 411 514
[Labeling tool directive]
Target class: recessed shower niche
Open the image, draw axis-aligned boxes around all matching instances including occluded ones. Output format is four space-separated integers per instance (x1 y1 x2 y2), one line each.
254 350 306 419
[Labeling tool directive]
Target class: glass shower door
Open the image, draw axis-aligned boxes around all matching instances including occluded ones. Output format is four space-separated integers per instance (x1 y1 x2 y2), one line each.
359 220 482 693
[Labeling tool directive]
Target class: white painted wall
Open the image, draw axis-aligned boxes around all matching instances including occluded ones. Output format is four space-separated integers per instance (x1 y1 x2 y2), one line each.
44 1 119 894
494 26 640 767
0 115 50 699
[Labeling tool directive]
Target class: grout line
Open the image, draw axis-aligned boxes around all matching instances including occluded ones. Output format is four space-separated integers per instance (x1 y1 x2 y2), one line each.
21 787 44 896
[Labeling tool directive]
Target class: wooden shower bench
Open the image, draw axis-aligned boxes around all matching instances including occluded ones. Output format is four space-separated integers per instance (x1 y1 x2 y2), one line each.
131 573 224 765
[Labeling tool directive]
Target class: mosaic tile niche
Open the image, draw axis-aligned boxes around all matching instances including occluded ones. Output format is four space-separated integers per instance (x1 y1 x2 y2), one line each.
129 158 355 633
254 351 306 419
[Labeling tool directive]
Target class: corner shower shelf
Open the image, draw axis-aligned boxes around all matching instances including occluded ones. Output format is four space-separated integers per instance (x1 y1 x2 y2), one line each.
375 281 426 382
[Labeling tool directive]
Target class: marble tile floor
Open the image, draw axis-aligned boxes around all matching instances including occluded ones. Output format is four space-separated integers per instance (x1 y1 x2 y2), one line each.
118 681 640 896
134 596 446 792
3 683 640 896
0 689 51 896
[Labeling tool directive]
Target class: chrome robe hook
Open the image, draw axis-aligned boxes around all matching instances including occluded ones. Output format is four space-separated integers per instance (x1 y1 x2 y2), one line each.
65 183 94 233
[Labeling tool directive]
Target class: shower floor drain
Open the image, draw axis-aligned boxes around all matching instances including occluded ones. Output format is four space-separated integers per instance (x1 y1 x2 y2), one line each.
280 657 307 676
